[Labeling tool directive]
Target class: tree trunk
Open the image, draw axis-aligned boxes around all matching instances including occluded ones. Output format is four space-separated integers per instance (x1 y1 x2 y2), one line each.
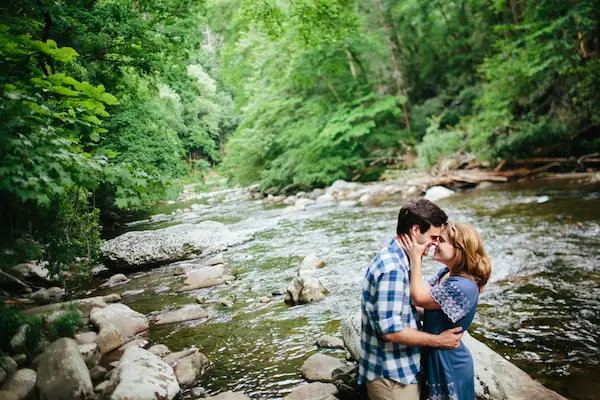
375 0 411 131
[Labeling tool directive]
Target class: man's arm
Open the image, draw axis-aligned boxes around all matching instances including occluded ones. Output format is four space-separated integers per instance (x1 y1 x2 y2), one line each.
382 326 463 349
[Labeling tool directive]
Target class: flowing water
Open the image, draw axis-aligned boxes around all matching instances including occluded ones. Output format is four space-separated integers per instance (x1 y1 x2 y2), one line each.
91 176 600 400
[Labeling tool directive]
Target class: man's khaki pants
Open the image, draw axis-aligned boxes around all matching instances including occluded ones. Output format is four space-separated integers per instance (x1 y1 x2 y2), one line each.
367 378 420 400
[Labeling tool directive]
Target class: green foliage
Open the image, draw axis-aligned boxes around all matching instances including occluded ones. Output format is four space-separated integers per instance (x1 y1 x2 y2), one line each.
46 304 83 342
0 305 44 358
417 117 466 169
0 26 115 206
43 190 102 278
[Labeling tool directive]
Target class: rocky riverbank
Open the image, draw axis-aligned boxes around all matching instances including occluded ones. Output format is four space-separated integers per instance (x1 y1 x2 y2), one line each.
3 172 597 399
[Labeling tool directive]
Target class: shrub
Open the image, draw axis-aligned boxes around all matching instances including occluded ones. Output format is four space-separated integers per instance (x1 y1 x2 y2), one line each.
46 304 83 342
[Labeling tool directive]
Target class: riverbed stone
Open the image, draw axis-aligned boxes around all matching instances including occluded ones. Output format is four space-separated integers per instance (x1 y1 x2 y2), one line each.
101 221 251 268
11 262 51 283
121 289 144 297
178 265 226 292
162 349 198 366
0 391 18 400
148 344 171 357
90 303 149 354
285 276 327 305
94 380 109 395
202 253 225 266
1 357 18 376
103 347 180 400
174 352 211 388
30 287 66 305
331 364 362 400
3 368 36 400
153 285 171 294
10 354 27 367
205 392 251 400
75 331 97 345
23 294 121 318
300 353 345 383
298 254 325 274
424 185 455 202
78 343 101 369
284 382 338 400
154 305 209 325
316 335 345 350
100 273 130 288
89 365 107 382
35 338 94 400
10 325 30 353
101 339 148 366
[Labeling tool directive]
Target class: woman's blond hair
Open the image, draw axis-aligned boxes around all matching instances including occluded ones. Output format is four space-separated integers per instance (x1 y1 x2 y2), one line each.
445 222 492 291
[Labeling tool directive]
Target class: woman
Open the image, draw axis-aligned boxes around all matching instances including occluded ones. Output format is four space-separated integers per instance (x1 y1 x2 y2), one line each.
399 221 492 400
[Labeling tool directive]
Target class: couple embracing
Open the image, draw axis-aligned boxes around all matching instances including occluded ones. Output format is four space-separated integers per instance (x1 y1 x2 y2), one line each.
359 199 492 400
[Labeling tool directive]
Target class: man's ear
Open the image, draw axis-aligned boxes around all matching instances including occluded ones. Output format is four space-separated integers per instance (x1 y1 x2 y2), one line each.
410 225 421 237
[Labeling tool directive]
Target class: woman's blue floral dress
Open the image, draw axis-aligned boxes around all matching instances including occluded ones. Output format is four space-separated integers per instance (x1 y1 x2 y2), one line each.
422 267 479 400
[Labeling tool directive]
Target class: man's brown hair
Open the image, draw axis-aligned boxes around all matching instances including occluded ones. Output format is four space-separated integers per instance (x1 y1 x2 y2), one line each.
396 198 448 236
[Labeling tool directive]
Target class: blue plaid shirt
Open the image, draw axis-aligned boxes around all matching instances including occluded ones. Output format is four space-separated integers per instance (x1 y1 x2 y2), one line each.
358 238 421 385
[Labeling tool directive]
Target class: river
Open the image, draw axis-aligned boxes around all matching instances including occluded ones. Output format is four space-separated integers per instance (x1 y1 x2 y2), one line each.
91 175 600 400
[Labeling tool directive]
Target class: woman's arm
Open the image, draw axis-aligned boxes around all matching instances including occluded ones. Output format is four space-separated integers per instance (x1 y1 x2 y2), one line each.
399 235 442 310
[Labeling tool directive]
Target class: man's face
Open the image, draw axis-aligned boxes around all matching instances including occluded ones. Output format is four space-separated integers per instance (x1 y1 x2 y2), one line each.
410 224 442 255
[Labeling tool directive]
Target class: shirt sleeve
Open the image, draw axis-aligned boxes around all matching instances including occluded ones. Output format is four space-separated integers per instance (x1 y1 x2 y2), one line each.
429 276 476 323
373 269 407 335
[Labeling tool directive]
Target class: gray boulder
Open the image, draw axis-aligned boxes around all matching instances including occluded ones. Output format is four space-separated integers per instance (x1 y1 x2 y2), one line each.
10 325 30 353
90 304 149 354
30 287 65 305
100 274 130 288
75 332 98 345
103 347 180 400
316 335 345 350
78 343 101 369
298 254 325 274
11 262 51 283
174 352 211 388
101 221 251 268
284 382 338 400
147 344 171 358
0 391 18 400
162 349 198 366
35 338 94 400
2 368 36 400
285 276 327 305
23 294 121 318
178 265 226 292
300 353 345 383
424 185 455 202
154 305 208 325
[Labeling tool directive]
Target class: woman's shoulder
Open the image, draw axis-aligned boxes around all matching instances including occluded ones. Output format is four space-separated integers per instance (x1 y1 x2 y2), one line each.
427 267 450 287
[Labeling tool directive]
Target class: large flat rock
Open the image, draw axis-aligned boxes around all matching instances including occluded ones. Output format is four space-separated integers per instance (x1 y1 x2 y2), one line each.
101 221 251 268
341 312 566 400
104 347 180 400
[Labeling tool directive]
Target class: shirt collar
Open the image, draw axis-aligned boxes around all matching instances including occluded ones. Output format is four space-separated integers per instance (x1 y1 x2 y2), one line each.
389 237 410 270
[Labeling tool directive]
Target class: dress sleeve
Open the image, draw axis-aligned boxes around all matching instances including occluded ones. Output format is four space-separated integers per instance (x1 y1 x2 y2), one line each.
429 276 477 323
373 269 408 335
427 267 450 287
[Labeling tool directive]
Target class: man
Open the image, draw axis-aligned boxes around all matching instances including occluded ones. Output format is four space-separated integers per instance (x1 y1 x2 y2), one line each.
358 199 463 400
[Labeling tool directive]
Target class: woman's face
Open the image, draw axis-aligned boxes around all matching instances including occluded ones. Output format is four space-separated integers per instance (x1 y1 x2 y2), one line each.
432 229 456 266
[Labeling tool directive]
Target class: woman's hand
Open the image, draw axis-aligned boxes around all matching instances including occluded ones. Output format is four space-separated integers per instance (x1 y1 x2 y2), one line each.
398 233 427 265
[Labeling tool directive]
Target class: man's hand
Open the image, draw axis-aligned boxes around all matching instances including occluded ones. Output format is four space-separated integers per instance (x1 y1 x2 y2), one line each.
435 327 464 349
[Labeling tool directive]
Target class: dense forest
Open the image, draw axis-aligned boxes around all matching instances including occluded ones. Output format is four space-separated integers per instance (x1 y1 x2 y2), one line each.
1 0 599 278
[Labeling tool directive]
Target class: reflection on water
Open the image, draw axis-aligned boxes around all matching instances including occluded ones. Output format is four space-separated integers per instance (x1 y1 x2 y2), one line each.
94 177 600 400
